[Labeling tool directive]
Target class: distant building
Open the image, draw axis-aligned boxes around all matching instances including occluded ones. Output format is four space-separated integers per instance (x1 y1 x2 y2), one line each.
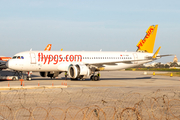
173 55 178 63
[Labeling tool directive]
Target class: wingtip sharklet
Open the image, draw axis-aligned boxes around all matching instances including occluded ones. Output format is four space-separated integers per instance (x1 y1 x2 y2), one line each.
152 46 161 59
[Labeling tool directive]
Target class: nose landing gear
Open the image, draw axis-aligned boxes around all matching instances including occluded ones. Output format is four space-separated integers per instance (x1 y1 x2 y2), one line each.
14 71 32 81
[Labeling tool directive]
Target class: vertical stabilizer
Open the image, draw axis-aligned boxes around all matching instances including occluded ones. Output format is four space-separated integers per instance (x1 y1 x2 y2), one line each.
136 25 158 53
44 44 52 51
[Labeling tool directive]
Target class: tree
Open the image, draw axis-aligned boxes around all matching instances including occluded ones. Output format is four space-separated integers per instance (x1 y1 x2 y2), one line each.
170 62 178 67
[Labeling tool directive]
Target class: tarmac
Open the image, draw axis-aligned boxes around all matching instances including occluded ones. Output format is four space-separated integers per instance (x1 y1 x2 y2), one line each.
0 70 180 91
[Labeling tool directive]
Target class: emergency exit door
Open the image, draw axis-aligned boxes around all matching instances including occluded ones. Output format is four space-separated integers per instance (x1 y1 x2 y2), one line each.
133 53 138 64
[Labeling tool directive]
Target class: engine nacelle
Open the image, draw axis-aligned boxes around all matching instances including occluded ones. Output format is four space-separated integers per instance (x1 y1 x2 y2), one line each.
40 72 47 77
40 72 62 78
68 64 91 79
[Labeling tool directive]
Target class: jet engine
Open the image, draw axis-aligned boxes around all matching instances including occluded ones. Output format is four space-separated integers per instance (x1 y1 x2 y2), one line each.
40 71 62 78
68 64 91 79
40 72 47 77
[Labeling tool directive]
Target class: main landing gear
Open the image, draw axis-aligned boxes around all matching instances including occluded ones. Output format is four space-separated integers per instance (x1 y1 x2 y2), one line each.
70 75 84 81
27 71 32 81
90 68 100 81
90 75 100 81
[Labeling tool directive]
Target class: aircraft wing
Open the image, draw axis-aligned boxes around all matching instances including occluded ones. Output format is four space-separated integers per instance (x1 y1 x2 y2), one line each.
88 58 151 68
156 54 174 57
89 47 169 68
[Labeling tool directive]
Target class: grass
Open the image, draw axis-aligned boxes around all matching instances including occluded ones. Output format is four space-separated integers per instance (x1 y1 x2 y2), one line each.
126 68 180 72
126 68 180 77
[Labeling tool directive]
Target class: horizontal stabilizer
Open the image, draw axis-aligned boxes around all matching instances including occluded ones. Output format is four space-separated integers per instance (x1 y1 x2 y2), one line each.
157 54 174 58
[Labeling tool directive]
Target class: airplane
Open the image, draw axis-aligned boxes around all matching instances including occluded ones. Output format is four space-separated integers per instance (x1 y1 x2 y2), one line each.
6 25 171 81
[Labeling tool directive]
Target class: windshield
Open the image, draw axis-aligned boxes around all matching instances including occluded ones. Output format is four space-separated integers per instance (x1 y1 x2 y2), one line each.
12 56 24 59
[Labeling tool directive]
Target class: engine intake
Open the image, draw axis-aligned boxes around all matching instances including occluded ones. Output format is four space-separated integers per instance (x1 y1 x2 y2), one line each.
68 64 91 79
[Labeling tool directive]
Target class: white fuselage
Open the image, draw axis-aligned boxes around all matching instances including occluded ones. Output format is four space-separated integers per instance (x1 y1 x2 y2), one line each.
7 51 154 72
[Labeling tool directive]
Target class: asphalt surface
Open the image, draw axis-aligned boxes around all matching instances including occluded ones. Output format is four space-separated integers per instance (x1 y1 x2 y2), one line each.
0 70 180 91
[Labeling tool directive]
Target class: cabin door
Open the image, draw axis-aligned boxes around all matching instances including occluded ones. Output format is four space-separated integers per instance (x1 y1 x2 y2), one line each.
133 53 138 64
30 53 36 64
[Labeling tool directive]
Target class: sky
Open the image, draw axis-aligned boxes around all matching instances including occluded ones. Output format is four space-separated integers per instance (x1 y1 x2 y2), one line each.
0 0 180 63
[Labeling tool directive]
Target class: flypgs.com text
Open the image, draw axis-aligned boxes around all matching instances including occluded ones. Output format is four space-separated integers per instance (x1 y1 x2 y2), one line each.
38 53 82 64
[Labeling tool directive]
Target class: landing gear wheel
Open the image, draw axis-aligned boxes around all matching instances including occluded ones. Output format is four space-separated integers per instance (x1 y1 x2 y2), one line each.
27 77 32 81
94 76 99 81
90 75 94 81
12 77 17 81
79 75 84 81
90 75 99 81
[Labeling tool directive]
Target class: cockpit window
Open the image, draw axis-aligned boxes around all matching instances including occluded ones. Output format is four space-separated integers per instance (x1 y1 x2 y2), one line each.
12 56 24 59
12 56 17 59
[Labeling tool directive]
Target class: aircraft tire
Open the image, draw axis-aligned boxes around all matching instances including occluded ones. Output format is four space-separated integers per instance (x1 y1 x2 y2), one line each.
12 77 16 81
90 75 94 81
94 76 99 81
27 77 32 81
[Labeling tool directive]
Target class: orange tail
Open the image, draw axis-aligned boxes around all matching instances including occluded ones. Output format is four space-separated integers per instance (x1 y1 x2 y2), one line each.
0 57 12 61
44 44 52 51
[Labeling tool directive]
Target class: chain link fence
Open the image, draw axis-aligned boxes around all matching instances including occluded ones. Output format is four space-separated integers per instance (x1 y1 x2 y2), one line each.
0 87 180 119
